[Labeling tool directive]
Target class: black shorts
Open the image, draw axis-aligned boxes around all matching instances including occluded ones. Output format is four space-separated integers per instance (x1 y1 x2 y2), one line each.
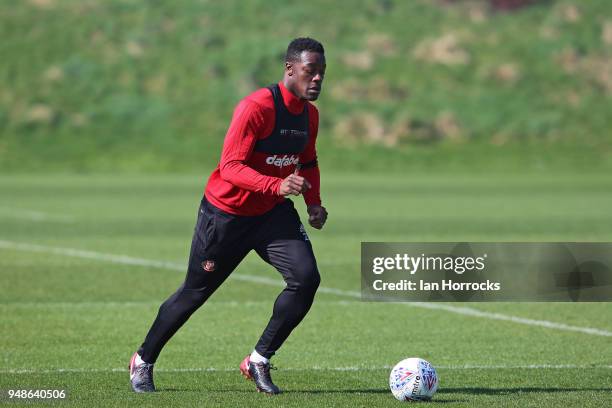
184 196 317 291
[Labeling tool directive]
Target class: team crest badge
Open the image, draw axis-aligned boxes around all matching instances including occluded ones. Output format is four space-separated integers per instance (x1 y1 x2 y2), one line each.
202 260 216 272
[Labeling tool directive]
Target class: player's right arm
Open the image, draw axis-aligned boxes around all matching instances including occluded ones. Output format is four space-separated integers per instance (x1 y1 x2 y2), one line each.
219 100 281 195
219 99 309 197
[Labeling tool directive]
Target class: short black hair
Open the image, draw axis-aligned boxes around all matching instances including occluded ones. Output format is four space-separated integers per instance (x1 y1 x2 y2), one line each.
285 37 325 62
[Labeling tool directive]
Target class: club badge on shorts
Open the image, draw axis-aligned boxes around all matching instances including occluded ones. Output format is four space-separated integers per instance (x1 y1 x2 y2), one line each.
202 260 216 272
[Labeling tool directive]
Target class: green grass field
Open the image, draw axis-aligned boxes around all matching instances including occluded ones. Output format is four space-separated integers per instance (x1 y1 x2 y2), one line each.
1 172 611 407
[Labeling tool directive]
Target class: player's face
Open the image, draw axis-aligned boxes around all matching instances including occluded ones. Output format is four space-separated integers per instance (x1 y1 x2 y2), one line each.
286 51 326 101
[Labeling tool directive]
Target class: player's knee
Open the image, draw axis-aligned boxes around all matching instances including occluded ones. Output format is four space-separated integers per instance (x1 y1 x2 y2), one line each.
182 289 207 306
310 270 321 292
292 263 320 294
160 288 206 315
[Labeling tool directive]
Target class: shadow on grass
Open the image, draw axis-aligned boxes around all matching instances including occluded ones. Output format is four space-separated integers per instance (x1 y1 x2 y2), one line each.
438 387 612 395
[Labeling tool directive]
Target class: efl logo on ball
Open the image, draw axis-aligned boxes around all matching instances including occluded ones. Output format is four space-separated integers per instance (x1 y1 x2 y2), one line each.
389 357 438 401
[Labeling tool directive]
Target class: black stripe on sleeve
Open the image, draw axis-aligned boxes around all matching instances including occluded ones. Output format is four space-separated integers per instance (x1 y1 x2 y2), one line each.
300 159 318 169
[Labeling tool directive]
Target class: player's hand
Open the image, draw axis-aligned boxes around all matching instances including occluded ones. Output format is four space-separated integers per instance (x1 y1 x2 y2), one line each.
279 174 311 196
307 205 328 229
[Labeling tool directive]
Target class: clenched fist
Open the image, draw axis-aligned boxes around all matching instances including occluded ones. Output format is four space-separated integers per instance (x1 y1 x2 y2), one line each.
279 174 311 196
307 205 328 229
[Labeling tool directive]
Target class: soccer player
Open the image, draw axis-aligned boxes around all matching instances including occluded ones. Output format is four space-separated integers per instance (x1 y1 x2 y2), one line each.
129 37 328 395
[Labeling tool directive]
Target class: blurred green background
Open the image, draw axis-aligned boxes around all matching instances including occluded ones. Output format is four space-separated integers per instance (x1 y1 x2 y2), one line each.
1 0 611 172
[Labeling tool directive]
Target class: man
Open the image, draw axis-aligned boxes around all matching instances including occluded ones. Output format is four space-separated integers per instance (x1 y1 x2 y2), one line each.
129 37 328 395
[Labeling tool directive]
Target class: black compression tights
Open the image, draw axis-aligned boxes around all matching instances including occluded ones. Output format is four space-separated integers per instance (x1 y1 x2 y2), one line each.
138 199 320 363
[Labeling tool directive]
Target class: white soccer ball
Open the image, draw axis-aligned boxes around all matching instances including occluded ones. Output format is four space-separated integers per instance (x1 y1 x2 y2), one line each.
389 357 439 401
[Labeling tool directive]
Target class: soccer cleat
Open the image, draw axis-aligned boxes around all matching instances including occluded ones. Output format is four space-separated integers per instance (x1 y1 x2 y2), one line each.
129 352 156 393
239 355 281 395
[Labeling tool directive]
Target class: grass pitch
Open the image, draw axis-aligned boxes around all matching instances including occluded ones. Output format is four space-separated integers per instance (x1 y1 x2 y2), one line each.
1 172 611 407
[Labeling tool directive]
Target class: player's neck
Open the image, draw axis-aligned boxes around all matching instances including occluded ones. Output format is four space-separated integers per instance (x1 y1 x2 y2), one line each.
279 81 306 114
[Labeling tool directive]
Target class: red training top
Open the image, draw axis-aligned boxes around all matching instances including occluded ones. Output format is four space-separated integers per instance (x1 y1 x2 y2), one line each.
204 81 321 216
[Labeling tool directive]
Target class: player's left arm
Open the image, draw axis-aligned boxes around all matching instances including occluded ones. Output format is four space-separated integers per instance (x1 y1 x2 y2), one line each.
299 104 328 230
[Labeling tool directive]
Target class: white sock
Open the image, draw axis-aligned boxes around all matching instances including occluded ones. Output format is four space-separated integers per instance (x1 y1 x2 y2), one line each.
250 350 269 364
135 353 147 366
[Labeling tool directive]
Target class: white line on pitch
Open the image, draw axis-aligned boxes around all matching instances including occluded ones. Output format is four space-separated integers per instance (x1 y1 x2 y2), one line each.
0 207 75 223
1 239 611 338
2 364 611 375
